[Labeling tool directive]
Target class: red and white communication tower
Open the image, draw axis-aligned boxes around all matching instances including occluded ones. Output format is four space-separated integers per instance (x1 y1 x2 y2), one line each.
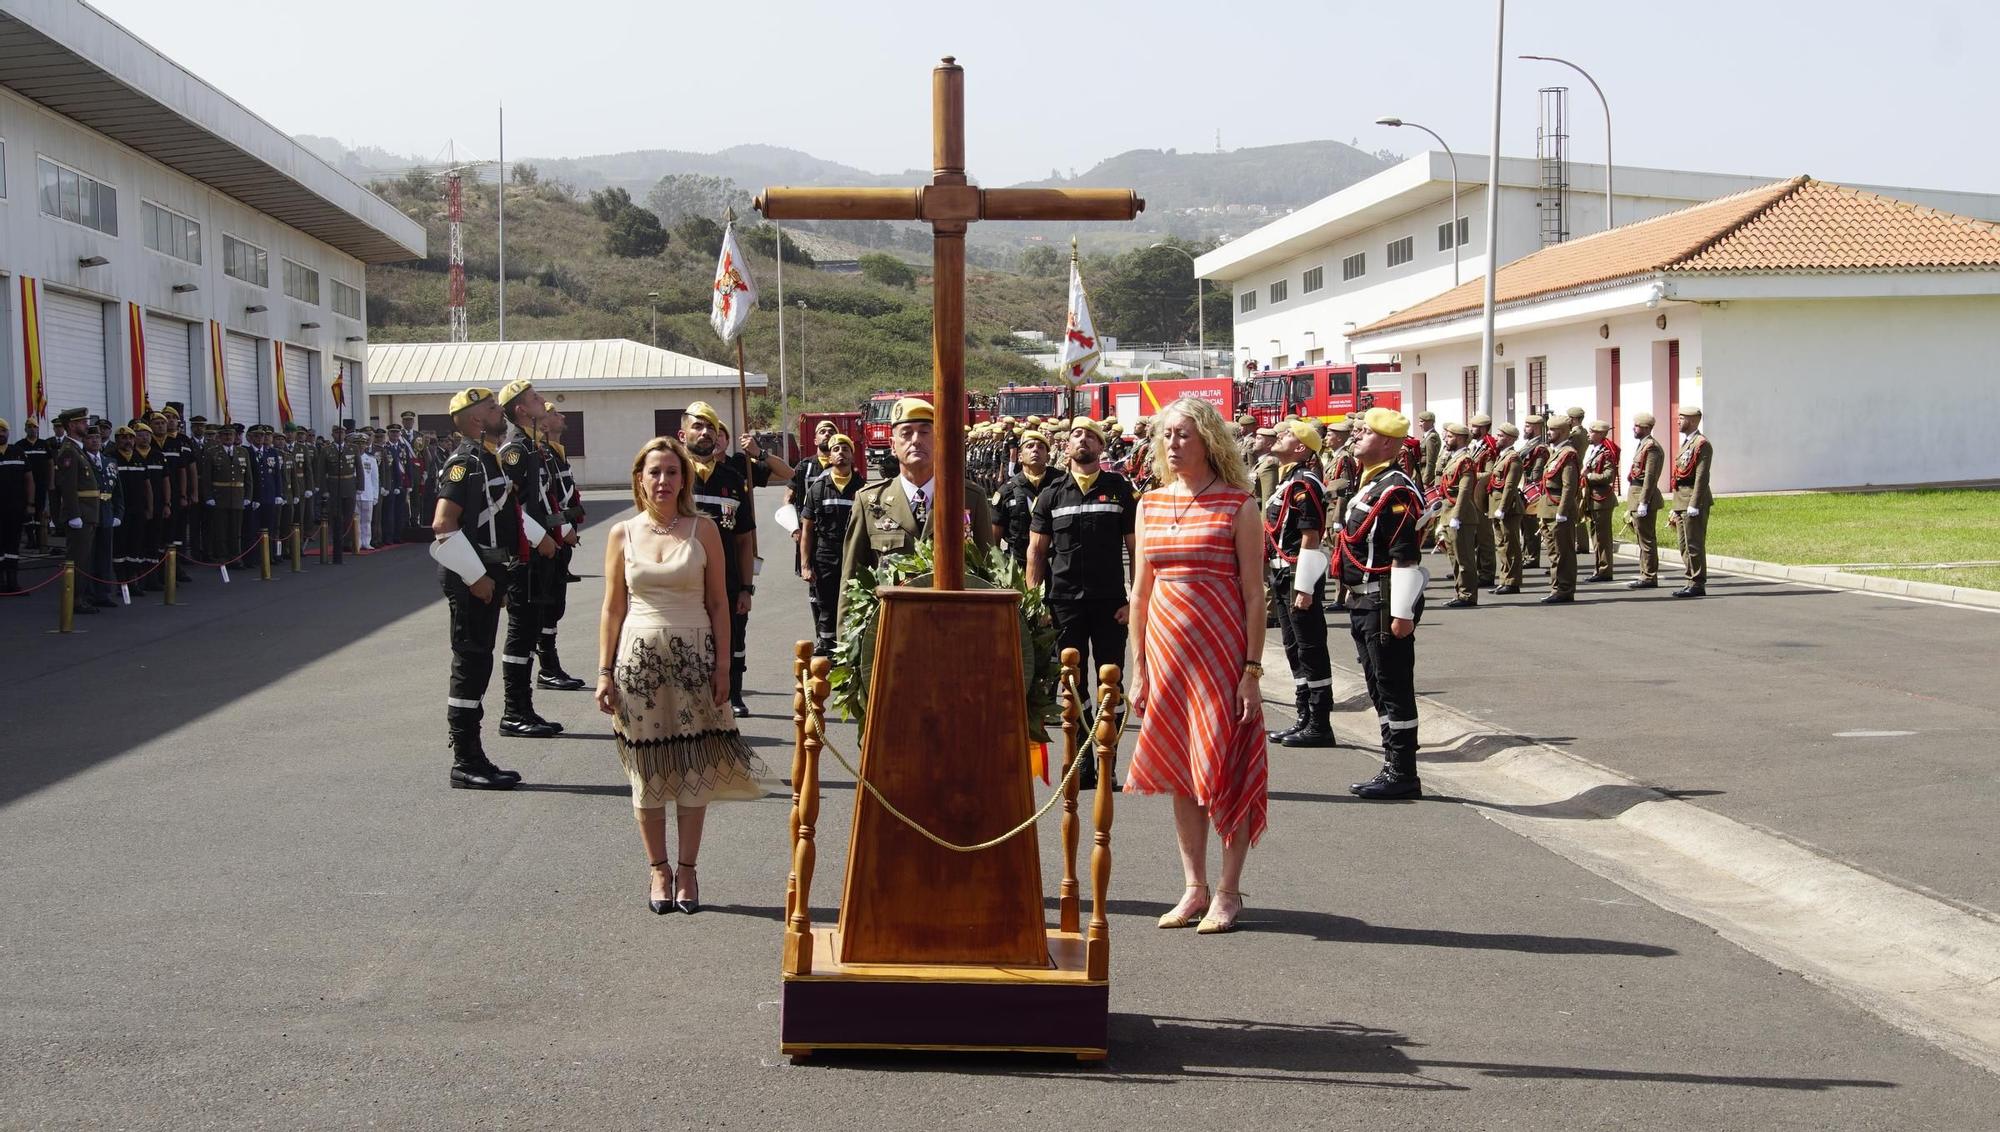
446 170 468 342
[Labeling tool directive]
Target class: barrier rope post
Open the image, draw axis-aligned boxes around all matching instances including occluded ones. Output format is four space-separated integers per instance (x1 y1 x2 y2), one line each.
58 562 75 634
787 641 811 925
318 519 329 565
290 524 303 573
258 531 273 581
1087 664 1122 982
784 656 831 978
1058 648 1083 936
164 549 179 606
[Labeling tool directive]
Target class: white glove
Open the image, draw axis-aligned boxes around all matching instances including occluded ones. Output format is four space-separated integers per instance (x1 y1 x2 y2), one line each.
1491 510 1505 520
305 490 315 499
248 501 260 510
1687 507 1700 517
1556 514 1569 523
111 517 122 528
205 499 216 508
68 517 83 529
1448 518 1461 530
275 497 286 505
1634 505 1648 518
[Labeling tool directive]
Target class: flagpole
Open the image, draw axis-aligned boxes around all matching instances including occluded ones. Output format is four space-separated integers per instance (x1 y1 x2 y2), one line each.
737 338 751 482
776 221 788 456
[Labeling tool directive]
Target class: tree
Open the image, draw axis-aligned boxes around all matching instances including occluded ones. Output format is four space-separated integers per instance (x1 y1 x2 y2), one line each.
674 215 725 259
645 173 752 227
859 253 916 289
606 207 668 258
589 186 633 222
741 223 815 267
1018 244 1063 278
511 163 540 186
1093 245 1201 342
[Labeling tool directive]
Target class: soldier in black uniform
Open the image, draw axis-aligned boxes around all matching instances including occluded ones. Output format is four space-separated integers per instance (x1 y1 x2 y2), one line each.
1339 408 1428 800
532 402 586 690
0 417 28 594
992 428 1053 566
680 401 757 716
1264 419 1336 748
798 433 862 654
19 417 51 554
430 386 526 790
108 426 152 588
493 380 564 736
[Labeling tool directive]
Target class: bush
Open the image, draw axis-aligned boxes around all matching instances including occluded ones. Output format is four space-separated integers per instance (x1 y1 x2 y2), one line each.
859 252 916 289
607 208 669 258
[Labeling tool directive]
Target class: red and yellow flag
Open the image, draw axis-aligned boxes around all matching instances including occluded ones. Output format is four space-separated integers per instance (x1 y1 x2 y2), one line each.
1029 742 1051 786
127 303 150 417
209 320 230 425
19 277 46 421
330 360 347 412
272 341 294 428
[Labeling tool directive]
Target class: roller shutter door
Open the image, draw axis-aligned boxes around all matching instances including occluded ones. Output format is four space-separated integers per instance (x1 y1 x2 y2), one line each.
41 291 110 419
282 344 311 430
224 332 262 426
145 314 194 411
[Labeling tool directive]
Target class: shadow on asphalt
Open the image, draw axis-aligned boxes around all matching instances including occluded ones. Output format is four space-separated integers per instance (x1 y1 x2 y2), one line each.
1431 785 1726 822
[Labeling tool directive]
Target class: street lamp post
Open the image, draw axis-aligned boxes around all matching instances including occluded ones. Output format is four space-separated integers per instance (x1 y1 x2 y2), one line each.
1376 117 1461 286
797 300 808 405
1521 53 1613 230
1149 243 1205 378
647 291 660 348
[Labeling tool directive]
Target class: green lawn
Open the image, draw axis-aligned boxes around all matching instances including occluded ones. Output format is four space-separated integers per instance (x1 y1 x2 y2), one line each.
1614 488 2000 590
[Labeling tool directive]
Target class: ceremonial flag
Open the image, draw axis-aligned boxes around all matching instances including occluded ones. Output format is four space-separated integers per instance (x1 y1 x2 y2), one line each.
331 360 347 412
1029 742 1051 786
127 303 150 417
18 277 46 421
709 221 758 343
1058 243 1099 385
273 340 294 428
209 320 230 425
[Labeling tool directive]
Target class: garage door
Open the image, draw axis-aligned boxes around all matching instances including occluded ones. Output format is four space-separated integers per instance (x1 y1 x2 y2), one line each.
282 344 311 430
145 314 194 411
41 290 110 419
224 332 261 426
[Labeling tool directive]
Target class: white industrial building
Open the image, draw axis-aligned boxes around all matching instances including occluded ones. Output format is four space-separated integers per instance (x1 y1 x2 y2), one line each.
365 339 769 487
1347 177 2000 493
0 0 422 433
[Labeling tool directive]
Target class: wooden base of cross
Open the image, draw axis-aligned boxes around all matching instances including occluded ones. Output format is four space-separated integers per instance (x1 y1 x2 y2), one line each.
760 56 1141 1062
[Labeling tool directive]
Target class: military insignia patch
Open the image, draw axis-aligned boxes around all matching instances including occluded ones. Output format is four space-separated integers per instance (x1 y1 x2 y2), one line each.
504 450 520 466
448 465 467 483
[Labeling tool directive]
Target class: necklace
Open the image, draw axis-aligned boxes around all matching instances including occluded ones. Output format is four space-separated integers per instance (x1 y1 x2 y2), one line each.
646 514 680 537
1170 475 1218 532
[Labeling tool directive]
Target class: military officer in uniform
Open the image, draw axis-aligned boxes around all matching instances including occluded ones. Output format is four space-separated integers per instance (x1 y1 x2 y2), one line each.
1623 412 1666 589
50 410 103 612
1264 419 1336 748
992 427 1053 565
323 424 358 562
1416 410 1441 486
1320 419 1361 610
1467 413 1499 587
1487 421 1526 594
799 433 862 654
680 401 759 716
836 397 996 625
1581 421 1620 582
1670 407 1713 597
429 387 525 790
1518 413 1550 570
200 417 248 567
246 425 283 554
1537 414 1583 603
1435 423 1482 608
493 380 564 735
532 403 587 689
1341 408 1428 800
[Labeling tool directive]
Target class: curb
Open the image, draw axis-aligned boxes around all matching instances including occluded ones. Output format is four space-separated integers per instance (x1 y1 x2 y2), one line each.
1616 541 2000 611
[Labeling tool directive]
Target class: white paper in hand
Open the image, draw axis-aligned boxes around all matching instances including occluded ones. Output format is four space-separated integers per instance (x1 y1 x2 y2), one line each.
774 504 800 534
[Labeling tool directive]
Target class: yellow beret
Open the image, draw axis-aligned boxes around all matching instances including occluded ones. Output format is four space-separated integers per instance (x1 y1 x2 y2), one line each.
448 387 495 415
1365 407 1410 439
498 378 537 407
1018 429 1049 448
828 433 856 451
114 425 136 439
134 423 154 434
1469 412 1492 427
1633 412 1657 428
1068 416 1105 443
891 397 934 426
543 401 559 413
1284 418 1323 453
1025 415 1043 426
683 400 724 430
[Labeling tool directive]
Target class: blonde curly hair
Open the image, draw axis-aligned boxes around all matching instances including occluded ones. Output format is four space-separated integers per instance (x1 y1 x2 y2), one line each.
1149 396 1250 492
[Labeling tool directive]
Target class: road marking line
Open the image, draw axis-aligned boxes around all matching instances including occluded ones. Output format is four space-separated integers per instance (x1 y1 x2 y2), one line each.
1834 730 1918 738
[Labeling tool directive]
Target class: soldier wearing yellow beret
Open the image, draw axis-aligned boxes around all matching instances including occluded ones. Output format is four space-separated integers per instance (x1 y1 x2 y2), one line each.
837 397 995 624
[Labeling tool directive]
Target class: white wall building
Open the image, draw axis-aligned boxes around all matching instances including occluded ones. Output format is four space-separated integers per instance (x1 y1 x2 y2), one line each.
1348 177 2000 493
0 0 423 433
366 339 769 487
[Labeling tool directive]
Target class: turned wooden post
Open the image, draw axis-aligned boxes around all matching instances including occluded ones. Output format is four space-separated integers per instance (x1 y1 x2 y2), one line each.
785 657 831 976
787 641 811 923
1087 664 1121 981
1058 648 1083 935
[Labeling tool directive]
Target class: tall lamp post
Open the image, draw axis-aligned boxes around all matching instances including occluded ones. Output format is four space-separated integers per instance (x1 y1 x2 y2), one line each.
1521 53 1612 230
1149 243 1205 378
1478 0 1506 423
796 300 808 405
1376 117 1461 286
647 290 660 347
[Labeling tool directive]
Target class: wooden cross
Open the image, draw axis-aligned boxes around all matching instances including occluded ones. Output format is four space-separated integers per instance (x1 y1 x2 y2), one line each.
756 56 1143 589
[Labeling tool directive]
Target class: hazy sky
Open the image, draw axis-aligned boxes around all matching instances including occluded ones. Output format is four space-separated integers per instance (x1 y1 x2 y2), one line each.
91 0 1998 193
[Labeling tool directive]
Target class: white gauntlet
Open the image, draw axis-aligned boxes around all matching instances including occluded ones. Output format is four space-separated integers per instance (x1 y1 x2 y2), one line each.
429 528 487 586
1388 564 1427 620
1291 547 1330 594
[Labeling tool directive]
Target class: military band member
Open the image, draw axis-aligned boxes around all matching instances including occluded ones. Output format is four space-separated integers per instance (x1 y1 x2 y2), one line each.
1416 411 1441 489
429 387 525 790
1341 408 1427 800
1670 407 1713 597
1467 413 1499 586
836 397 996 625
1435 424 1482 608
1537 414 1582 603
1488 421 1526 594
1581 421 1620 582
1624 413 1666 589
799 434 862 654
1520 413 1552 569
533 403 587 690
493 380 565 734
1562 405 1589 551
1264 419 1336 748
993 428 1053 565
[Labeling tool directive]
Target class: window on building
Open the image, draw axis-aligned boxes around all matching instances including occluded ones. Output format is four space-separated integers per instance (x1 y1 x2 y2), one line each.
553 410 586 456
141 201 202 264
1463 365 1480 413
1239 291 1257 314
1268 279 1288 304
1386 236 1414 268
1342 252 1366 281
282 258 321 304
1527 356 1547 413
331 280 363 320
37 157 118 235
1301 266 1324 294
654 408 684 438
0 138 7 198
224 235 269 286
1437 217 1470 251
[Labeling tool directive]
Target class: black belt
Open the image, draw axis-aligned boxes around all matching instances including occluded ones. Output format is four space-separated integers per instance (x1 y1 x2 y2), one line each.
477 547 515 567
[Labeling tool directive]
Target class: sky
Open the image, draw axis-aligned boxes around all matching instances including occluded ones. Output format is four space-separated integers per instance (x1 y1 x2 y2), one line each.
88 0 1999 193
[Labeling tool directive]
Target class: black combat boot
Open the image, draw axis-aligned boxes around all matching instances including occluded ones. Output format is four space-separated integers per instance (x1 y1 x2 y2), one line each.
535 635 587 691
1354 748 1421 799
448 728 519 790
1268 688 1309 743
1281 688 1338 748
499 666 563 737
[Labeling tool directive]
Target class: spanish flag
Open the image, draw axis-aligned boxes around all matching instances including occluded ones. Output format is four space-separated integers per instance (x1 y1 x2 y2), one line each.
1029 741 1051 786
19 277 46 422
209 320 230 425
127 303 150 417
330 360 346 412
273 340 294 428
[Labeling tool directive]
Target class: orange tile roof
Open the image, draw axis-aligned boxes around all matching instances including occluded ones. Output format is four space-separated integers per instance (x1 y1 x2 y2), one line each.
1358 177 2000 335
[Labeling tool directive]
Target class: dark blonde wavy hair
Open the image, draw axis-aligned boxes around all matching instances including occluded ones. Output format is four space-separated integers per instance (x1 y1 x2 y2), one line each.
631 436 699 525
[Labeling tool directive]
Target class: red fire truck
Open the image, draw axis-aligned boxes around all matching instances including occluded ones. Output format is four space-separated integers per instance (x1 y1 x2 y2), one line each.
992 383 1072 423
1246 363 1402 429
860 391 991 468
795 411 863 466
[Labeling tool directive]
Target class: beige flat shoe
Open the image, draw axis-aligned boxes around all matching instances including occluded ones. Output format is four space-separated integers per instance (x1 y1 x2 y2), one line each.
1156 884 1211 929
1196 889 1246 935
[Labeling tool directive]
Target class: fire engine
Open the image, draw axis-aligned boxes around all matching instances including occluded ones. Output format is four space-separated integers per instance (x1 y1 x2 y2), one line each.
795 411 863 468
1072 376 1246 434
1246 362 1402 429
991 383 1072 423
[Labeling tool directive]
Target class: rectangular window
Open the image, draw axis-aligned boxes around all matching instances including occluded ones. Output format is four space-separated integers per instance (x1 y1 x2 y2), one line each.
1268 279 1287 304
282 258 321 304
554 411 585 456
1387 236 1414 268
36 157 118 235
331 279 363 320
224 235 269 286
1239 291 1257 314
141 201 203 264
1437 217 1470 251
1527 357 1547 413
0 138 7 198
1342 252 1366 281
1301 265 1324 294
1463 365 1480 413
654 408 684 438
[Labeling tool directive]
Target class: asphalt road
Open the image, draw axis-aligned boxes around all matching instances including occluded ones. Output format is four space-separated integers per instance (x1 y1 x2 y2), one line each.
4 492 1998 1129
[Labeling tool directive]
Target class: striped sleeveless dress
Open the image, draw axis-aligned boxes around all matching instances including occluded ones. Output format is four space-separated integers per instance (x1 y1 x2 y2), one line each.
1125 483 1269 847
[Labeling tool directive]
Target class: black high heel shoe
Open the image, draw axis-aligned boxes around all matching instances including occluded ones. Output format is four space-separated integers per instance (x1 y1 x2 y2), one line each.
647 858 675 915
673 861 700 915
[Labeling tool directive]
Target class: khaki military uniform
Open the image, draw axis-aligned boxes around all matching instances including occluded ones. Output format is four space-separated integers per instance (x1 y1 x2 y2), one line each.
1488 444 1526 588
836 477 996 625
52 435 102 580
1582 438 1620 578
1624 436 1666 582
1437 445 1483 603
1536 440 1582 597
1672 431 1714 589
200 440 250 561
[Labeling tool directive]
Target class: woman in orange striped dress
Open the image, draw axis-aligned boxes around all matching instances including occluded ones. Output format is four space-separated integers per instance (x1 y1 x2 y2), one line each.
1126 396 1269 935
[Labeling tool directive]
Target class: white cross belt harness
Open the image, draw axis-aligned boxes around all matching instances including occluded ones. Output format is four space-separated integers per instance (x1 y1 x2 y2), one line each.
1052 502 1124 518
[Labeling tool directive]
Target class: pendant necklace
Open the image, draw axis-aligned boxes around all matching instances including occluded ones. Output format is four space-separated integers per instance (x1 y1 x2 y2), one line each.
1170 475 1218 533
647 514 680 538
